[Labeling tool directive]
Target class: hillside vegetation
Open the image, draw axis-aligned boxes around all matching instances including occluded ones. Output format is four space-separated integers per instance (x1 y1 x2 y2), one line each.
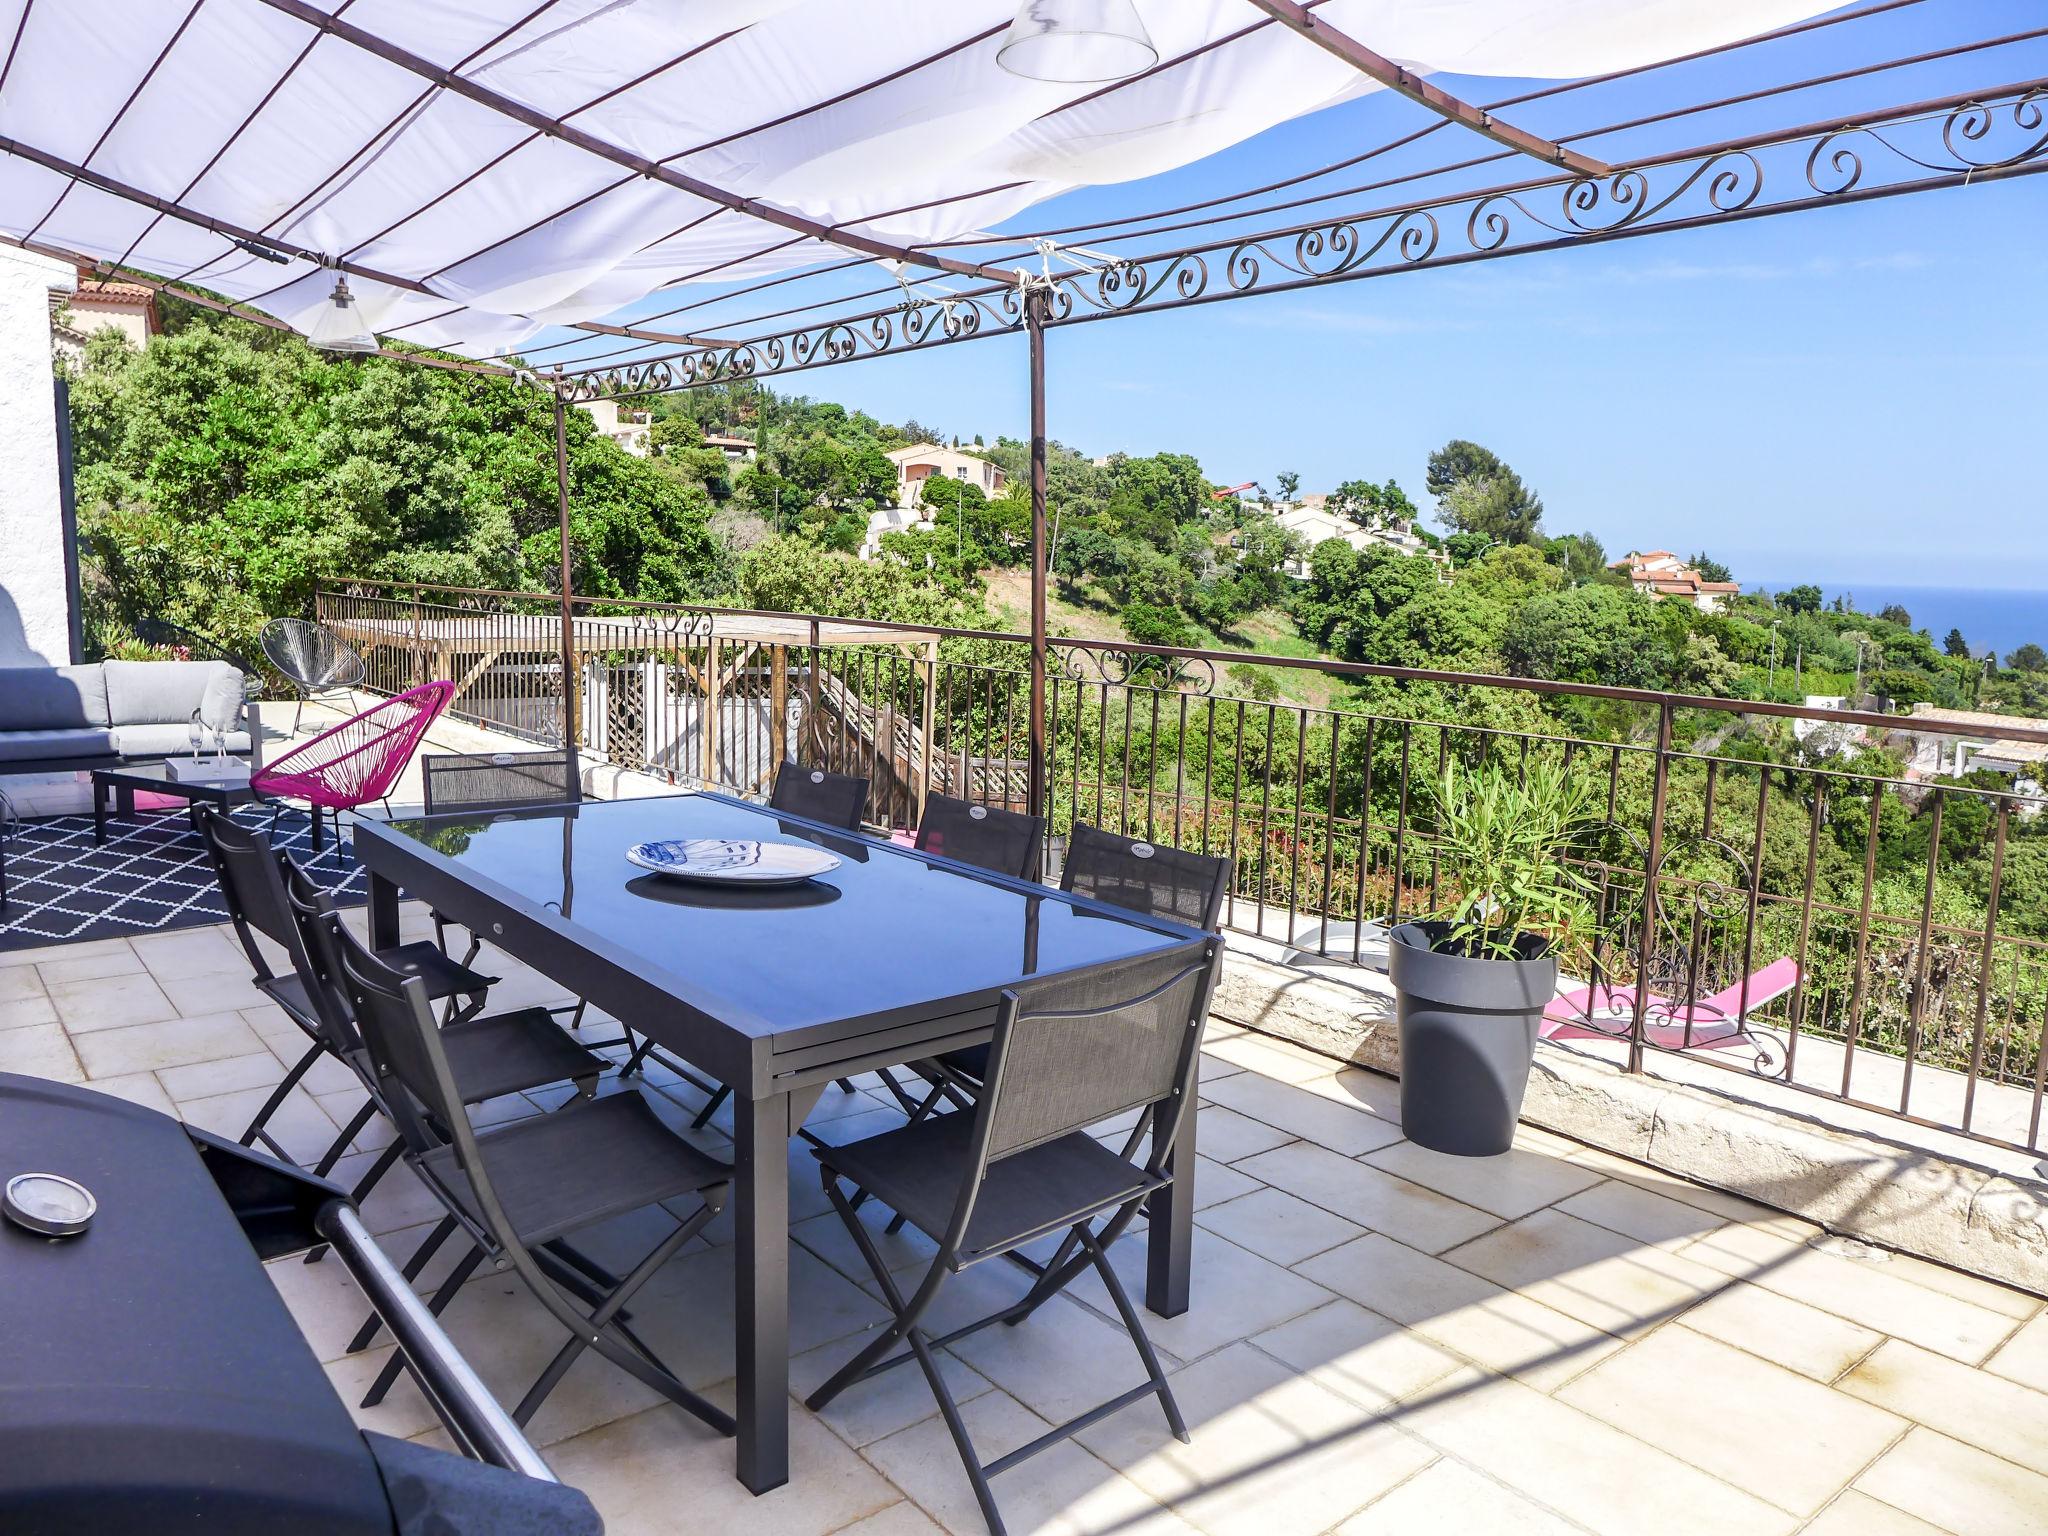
65 301 2043 725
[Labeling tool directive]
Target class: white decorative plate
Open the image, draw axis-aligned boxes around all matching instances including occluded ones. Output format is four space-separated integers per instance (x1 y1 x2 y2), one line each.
625 837 841 885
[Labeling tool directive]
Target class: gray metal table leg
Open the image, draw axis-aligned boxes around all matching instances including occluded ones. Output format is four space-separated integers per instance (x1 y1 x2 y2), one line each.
1145 1095 1195 1317
734 1087 791 1493
368 869 402 951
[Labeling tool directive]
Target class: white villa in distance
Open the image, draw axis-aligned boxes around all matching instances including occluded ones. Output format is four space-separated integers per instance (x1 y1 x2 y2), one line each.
49 266 161 363
1267 495 1437 578
578 398 652 457
862 442 1007 559
1611 548 1741 612
885 441 1006 504
1897 704 2048 795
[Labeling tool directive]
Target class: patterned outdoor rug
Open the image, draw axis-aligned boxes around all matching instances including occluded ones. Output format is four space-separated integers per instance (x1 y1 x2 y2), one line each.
0 805 364 952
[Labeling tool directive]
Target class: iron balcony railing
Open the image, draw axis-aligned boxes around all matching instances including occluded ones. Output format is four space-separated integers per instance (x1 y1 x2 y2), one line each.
316 579 2048 1160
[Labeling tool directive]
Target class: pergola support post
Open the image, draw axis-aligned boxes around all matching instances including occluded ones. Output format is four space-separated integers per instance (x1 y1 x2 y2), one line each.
551 386 580 758
1026 288 1050 824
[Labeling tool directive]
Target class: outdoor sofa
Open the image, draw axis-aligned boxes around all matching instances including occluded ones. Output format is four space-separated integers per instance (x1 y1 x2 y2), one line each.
0 660 253 774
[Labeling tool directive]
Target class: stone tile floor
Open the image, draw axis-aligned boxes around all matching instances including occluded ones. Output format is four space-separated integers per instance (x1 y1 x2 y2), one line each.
5 908 2048 1536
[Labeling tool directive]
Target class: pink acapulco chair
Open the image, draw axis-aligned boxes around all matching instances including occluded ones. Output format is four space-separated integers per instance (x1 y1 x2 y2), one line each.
251 682 454 850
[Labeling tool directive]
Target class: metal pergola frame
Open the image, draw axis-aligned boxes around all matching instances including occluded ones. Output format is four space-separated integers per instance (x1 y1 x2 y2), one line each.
9 0 2046 825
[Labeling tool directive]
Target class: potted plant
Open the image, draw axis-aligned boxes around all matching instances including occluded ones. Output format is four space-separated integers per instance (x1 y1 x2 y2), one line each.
1389 757 1599 1156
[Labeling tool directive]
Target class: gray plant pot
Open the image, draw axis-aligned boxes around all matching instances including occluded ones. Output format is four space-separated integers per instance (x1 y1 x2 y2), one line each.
1388 921 1557 1157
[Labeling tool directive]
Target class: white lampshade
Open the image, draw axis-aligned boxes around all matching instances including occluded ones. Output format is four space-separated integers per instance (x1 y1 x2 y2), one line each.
305 275 380 354
997 0 1157 84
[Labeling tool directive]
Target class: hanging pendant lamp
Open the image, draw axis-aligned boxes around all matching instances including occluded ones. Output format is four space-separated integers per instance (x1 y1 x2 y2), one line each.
305 274 379 354
997 0 1157 84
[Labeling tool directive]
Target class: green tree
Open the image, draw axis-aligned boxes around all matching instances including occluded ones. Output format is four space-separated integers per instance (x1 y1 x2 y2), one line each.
1944 627 1970 659
1118 600 1197 651
1778 584 1824 615
1425 439 1508 498
65 314 720 652
1502 585 1665 688
1438 473 1543 546
1052 524 1124 590
1328 477 1417 531
1460 544 1566 604
1689 551 1734 584
2010 643 2048 672
1101 452 1208 543
1275 470 1301 502
1444 531 1493 566
1544 531 1609 585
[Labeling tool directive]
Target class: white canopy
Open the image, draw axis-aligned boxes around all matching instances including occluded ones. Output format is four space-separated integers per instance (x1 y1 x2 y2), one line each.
0 0 1836 360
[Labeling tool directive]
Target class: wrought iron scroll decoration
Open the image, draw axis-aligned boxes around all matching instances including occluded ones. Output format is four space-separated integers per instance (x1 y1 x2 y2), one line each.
1053 640 1220 696
559 86 2048 400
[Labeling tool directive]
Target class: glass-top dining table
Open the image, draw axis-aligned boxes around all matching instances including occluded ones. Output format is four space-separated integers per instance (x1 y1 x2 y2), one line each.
350 790 1209 1495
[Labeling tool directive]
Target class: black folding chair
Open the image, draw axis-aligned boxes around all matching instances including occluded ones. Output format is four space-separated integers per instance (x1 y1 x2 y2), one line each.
278 848 607 1267
196 808 373 1173
417 747 614 1052
768 761 869 830
913 793 1044 882
201 807 498 1026
420 749 582 968
1060 820 1234 931
866 793 1048 1119
807 937 1222 1536
321 913 734 1437
889 822 1233 1159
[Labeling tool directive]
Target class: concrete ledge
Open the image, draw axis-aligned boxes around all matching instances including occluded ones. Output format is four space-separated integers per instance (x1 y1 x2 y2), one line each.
1211 950 2048 1295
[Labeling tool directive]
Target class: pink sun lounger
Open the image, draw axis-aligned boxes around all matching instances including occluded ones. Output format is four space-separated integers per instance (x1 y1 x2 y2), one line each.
1542 957 1800 1051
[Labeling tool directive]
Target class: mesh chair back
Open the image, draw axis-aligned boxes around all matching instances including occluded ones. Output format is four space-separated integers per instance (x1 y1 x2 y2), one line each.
976 938 1217 1163
196 808 302 964
421 750 581 817
197 810 356 1047
769 762 869 830
276 854 368 1054
261 618 367 691
322 913 466 1156
251 681 453 811
1061 822 1232 932
914 794 1043 882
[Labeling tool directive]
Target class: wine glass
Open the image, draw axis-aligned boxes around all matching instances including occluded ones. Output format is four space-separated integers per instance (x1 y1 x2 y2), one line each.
187 709 204 761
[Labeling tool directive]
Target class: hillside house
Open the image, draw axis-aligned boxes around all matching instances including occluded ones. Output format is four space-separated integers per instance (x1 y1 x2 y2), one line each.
49 266 160 362
578 398 651 456
702 433 756 463
1268 497 1436 578
1895 704 2048 793
885 442 1005 506
1611 549 1741 612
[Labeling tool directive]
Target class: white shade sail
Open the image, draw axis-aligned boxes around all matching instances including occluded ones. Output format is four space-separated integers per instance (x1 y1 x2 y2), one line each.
0 0 1846 360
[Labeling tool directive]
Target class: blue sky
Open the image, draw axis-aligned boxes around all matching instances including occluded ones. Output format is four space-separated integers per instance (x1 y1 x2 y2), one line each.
601 3 2048 591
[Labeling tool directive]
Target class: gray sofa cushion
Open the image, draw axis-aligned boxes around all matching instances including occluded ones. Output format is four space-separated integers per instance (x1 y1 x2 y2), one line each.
103 660 246 735
0 727 118 764
0 665 112 729
109 724 254 759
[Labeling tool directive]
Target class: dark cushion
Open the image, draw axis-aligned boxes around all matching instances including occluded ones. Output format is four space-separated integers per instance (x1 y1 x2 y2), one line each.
363 1431 603 1536
104 660 247 733
109 723 254 759
0 664 111 729
0 726 118 764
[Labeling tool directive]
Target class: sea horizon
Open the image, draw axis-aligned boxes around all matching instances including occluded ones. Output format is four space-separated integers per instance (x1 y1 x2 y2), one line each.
1735 579 2047 662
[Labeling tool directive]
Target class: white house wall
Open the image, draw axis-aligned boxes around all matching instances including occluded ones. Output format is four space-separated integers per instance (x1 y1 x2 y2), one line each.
0 245 75 665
